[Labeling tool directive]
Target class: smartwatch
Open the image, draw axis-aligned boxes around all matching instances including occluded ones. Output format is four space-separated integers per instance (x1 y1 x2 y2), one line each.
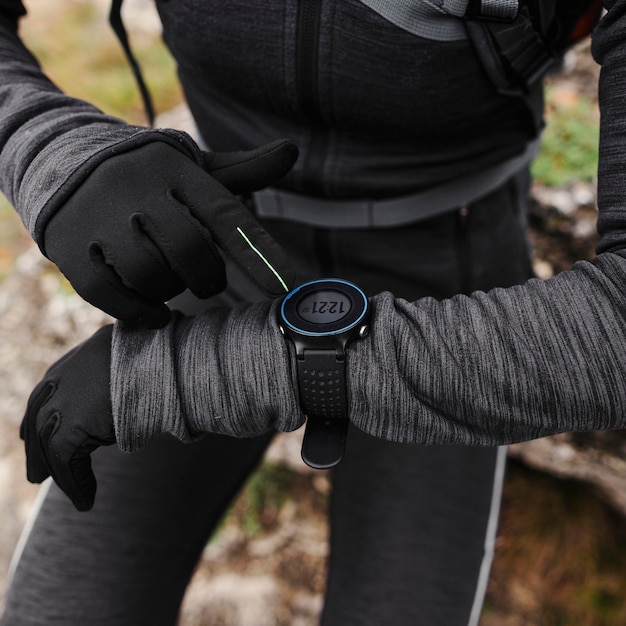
278 278 370 469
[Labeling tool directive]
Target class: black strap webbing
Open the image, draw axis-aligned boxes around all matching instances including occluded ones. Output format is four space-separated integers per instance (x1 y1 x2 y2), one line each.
109 0 155 126
465 6 556 95
464 0 519 21
463 0 559 136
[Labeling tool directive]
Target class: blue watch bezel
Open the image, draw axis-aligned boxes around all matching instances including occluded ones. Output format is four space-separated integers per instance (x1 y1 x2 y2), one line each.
279 278 369 337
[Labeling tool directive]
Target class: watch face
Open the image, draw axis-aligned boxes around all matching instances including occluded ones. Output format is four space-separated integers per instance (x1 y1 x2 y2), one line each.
296 290 352 324
280 279 368 336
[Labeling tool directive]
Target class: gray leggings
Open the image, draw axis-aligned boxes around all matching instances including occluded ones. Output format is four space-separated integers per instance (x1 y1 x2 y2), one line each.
1 177 532 626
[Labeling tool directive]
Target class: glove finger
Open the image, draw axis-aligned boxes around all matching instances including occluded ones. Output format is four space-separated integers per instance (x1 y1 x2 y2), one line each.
105 215 188 302
68 449 98 512
47 433 99 512
202 139 299 195
20 377 53 440
177 143 296 295
130 204 227 300
208 201 295 296
78 244 171 328
181 178 294 295
35 411 62 482
21 381 56 483
43 410 106 512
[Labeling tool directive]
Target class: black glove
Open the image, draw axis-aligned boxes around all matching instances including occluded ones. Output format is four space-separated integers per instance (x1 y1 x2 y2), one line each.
43 139 298 328
20 325 115 511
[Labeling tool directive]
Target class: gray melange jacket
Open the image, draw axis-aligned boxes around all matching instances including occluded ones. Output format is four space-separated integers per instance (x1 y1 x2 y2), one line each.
1 1 626 451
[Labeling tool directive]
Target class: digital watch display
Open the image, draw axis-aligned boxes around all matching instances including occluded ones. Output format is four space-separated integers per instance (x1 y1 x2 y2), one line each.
279 279 370 469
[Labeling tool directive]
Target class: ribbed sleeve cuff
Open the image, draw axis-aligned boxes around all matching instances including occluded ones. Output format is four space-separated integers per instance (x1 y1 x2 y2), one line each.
111 301 303 453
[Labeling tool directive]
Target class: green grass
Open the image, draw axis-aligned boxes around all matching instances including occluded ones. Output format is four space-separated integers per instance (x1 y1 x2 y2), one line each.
532 87 600 187
211 460 328 541
235 462 295 538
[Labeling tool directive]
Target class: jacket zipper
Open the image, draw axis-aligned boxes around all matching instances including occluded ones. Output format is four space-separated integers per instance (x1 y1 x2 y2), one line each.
296 0 328 195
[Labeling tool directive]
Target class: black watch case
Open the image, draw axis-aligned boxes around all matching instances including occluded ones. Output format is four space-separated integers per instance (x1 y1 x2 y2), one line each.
279 279 370 469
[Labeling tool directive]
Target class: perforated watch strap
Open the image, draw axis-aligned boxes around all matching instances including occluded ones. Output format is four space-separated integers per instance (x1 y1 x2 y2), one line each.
297 349 349 469
296 349 347 419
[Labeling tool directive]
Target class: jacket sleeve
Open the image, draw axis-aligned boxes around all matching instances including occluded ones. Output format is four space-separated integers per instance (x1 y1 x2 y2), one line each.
111 301 304 453
0 1 202 253
346 0 626 446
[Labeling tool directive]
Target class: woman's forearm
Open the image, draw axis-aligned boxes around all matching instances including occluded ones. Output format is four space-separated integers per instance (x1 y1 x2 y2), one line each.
349 252 626 445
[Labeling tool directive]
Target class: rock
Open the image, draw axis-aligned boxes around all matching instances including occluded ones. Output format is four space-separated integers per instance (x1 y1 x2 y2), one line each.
509 433 626 518
180 573 279 626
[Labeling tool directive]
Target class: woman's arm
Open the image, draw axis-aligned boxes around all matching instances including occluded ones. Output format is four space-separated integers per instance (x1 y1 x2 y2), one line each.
350 252 626 445
347 0 626 445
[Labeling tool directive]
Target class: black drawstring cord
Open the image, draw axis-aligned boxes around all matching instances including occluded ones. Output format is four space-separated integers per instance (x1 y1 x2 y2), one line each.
108 0 156 126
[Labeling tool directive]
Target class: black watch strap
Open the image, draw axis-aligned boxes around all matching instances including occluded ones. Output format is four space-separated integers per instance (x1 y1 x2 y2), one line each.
297 349 347 419
297 349 349 469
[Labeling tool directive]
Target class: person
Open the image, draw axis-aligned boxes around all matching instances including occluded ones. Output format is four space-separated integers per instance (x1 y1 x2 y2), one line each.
1 1 623 625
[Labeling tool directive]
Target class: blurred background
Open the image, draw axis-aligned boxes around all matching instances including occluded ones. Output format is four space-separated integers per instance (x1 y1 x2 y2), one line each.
1 2 626 625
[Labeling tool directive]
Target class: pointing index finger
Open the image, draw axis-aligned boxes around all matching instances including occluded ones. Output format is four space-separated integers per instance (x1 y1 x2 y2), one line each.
206 194 295 296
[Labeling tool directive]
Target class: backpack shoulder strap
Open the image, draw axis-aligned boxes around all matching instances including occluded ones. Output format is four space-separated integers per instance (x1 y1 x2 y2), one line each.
462 0 601 96
458 0 600 135
463 0 557 96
